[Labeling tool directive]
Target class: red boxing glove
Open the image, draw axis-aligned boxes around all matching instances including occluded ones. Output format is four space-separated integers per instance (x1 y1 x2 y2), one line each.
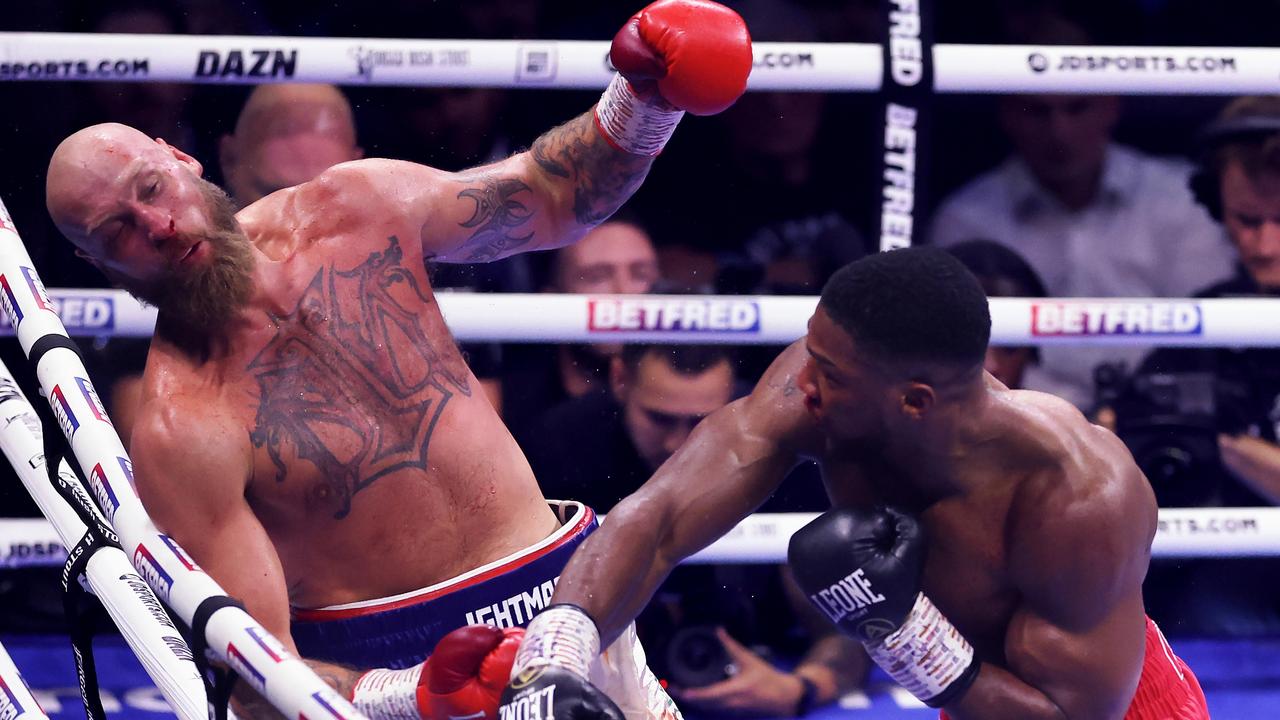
423 625 524 720
611 0 752 116
349 625 524 720
595 0 751 156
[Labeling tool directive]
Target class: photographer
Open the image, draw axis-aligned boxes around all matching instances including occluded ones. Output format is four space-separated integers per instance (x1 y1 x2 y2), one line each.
1119 96 1280 635
1128 97 1280 506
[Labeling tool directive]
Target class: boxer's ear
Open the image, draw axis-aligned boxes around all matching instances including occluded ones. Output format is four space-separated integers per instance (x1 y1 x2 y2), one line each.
155 137 205 177
899 382 935 421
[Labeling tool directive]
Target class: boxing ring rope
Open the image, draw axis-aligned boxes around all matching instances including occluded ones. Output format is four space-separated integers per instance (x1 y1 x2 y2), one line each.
0 639 48 720
0 360 206 720
4 288 1280 347
0 203 367 720
3 507 1280 568
0 34 1269 95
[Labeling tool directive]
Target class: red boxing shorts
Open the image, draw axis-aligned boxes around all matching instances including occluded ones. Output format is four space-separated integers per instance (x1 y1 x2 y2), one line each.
939 616 1208 720
1122 616 1209 720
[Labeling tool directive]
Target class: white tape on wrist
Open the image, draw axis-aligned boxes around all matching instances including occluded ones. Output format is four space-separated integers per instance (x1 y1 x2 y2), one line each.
351 665 424 720
593 74 684 157
512 605 601 680
865 593 975 705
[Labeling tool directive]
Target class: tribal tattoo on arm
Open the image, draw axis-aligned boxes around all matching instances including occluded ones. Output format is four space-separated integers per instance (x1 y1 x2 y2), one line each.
448 113 653 263
529 112 653 227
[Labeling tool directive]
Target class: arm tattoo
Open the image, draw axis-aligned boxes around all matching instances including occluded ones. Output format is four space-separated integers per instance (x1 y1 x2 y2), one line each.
529 113 653 227
455 176 537 263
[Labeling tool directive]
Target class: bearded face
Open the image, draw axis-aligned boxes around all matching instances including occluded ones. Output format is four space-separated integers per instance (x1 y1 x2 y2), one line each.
108 178 256 333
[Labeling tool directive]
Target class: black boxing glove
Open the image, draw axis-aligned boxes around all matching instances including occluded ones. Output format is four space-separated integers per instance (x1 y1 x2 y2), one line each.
788 507 980 709
499 605 624 720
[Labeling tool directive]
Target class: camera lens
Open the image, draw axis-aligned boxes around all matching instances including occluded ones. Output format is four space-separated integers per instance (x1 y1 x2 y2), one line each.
1142 446 1194 485
665 626 733 688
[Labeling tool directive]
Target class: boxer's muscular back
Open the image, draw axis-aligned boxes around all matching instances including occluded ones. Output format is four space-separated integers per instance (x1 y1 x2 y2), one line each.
130 162 556 641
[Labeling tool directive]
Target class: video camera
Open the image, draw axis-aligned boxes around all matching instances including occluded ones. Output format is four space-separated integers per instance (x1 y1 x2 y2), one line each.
1098 364 1256 507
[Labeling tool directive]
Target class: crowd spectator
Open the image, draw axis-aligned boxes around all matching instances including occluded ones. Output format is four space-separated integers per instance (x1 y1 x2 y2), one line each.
1120 96 1280 638
929 12 1235 409
945 239 1049 390
1127 96 1280 508
501 219 660 434
219 84 362 208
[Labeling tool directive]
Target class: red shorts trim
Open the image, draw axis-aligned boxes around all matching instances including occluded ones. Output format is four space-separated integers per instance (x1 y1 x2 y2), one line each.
939 617 1208 720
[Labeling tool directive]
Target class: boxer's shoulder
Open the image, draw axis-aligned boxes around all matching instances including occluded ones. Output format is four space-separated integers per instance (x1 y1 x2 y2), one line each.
1003 410 1156 625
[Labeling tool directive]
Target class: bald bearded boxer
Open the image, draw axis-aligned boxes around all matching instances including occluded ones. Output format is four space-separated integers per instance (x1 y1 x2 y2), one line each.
42 2 750 719
505 248 1207 720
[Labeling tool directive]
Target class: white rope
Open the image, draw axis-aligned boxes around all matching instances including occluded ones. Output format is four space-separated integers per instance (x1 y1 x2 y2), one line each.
0 360 207 720
0 33 1274 95
681 508 1280 564
0 34 876 91
5 288 1278 347
0 201 368 720
6 508 1280 568
934 45 1265 95
0 640 47 720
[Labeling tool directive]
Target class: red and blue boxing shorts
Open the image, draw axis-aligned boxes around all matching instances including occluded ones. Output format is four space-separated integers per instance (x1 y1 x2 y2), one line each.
291 500 595 669
291 500 681 720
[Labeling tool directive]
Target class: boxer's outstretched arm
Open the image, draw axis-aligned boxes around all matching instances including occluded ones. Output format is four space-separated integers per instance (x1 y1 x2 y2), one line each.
303 111 651 266
552 341 822 645
431 112 654 263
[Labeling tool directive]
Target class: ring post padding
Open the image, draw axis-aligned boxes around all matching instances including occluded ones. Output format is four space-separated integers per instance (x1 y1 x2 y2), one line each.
0 639 48 720
0 359 207 720
0 200 368 720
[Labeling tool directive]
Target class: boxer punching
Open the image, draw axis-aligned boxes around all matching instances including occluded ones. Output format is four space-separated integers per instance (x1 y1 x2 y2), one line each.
41 2 751 719
504 248 1208 720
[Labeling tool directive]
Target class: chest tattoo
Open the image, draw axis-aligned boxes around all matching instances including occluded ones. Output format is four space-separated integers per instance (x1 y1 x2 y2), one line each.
248 236 471 518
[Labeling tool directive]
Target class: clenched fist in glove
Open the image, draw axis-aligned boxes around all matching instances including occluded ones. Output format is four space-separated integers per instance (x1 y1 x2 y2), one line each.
596 0 752 156
788 507 980 709
350 624 524 720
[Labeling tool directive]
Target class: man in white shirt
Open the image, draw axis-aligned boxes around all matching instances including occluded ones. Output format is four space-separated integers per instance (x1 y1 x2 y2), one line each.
930 94 1236 408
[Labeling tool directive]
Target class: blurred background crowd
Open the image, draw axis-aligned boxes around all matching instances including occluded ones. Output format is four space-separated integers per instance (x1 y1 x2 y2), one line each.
1 0 1279 716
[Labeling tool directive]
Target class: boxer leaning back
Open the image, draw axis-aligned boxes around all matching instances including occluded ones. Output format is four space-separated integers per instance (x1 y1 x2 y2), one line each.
504 248 1210 720
42 2 751 719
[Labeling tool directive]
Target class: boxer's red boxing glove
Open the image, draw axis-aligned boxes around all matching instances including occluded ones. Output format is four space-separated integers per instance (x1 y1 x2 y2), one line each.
349 625 524 720
423 625 524 720
595 0 751 156
611 0 752 116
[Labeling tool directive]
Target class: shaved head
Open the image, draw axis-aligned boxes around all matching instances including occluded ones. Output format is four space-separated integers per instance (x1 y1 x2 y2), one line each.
46 122 255 333
221 84 361 206
47 122 176 242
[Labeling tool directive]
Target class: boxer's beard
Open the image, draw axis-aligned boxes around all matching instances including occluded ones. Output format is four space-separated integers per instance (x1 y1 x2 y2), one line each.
114 179 255 334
